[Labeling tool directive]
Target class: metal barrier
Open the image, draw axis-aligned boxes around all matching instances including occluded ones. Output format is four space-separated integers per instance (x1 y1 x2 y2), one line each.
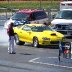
0 8 19 20
0 8 58 20
0 7 58 26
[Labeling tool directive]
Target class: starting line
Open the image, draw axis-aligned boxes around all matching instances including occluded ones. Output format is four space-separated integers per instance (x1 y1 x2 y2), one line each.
29 57 72 69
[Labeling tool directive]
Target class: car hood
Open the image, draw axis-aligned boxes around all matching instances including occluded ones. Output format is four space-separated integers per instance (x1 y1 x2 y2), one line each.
36 30 64 38
51 19 72 25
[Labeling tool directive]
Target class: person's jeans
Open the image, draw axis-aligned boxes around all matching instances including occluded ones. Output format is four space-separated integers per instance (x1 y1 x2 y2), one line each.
8 36 15 53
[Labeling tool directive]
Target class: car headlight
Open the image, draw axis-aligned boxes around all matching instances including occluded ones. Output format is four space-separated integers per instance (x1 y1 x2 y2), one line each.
42 37 50 40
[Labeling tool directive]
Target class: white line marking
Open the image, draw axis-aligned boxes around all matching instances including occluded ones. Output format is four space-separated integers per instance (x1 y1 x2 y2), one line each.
32 61 72 69
29 57 40 62
47 57 58 59
29 57 72 69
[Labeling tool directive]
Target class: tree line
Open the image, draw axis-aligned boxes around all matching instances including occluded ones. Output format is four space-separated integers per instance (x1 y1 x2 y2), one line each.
0 0 65 1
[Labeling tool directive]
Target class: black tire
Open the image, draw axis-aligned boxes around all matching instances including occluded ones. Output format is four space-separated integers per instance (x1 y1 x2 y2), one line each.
33 37 39 48
14 34 25 45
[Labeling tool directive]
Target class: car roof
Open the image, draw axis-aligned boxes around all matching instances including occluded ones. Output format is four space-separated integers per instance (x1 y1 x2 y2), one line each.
61 9 72 11
17 9 45 14
61 1 72 4
25 24 46 27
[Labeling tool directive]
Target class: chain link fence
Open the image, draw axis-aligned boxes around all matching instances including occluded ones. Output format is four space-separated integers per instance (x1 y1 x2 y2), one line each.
0 8 58 21
0 8 19 26
0 8 19 20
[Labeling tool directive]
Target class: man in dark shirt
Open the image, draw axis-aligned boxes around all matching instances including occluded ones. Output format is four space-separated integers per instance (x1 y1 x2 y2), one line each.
7 22 16 54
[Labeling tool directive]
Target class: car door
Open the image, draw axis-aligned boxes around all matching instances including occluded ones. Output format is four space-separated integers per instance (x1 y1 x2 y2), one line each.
20 25 32 42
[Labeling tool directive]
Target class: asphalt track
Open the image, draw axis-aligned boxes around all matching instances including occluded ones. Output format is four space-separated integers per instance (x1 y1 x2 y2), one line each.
0 20 72 72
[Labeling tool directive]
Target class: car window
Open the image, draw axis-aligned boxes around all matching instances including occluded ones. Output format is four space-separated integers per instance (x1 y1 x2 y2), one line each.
31 11 47 20
11 13 29 20
55 10 72 19
31 26 53 32
22 25 31 31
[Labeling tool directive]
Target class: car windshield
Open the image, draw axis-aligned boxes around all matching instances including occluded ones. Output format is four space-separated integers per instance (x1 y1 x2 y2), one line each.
55 10 72 19
31 26 53 32
11 13 29 20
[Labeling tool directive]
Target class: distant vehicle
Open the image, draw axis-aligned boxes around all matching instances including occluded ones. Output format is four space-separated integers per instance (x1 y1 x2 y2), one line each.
4 9 48 29
51 1 72 37
14 23 64 47
60 1 72 11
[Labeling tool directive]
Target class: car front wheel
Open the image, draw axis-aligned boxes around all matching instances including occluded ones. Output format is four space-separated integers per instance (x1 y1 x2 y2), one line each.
33 37 39 48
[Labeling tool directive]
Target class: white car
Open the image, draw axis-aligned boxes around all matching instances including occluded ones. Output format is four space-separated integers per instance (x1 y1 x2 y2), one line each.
60 1 72 11
51 9 72 37
4 9 48 29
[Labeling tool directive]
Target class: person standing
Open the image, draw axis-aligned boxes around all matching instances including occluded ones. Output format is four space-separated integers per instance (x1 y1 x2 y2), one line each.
7 22 16 54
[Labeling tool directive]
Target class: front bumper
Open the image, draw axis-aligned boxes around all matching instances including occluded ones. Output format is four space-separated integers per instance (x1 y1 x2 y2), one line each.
57 30 72 37
42 41 59 45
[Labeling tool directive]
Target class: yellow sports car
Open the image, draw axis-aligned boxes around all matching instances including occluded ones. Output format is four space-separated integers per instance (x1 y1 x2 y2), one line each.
14 24 64 47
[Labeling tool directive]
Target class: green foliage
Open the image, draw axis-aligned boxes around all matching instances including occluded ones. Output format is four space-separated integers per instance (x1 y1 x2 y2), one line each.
0 1 60 10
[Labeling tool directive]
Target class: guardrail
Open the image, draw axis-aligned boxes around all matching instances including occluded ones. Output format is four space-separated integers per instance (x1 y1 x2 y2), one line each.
0 8 58 21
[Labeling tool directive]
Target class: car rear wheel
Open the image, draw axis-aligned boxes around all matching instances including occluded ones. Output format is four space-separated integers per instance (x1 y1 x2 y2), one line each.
33 37 39 48
14 34 25 45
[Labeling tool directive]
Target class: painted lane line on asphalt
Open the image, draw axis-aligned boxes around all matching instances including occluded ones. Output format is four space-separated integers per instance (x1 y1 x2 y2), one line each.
31 61 72 69
29 57 40 62
29 57 72 69
46 57 58 59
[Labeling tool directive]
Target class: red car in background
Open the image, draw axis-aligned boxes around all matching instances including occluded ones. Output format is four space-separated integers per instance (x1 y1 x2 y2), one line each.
4 9 48 29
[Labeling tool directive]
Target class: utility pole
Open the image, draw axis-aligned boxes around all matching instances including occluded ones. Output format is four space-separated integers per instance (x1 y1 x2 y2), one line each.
7 0 9 10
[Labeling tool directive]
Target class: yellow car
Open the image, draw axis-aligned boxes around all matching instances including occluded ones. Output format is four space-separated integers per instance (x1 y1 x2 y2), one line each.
14 24 64 47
